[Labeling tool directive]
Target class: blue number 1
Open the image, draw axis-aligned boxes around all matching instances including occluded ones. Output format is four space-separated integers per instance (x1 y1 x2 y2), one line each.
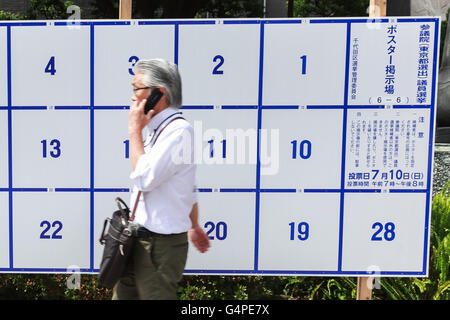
300 55 307 75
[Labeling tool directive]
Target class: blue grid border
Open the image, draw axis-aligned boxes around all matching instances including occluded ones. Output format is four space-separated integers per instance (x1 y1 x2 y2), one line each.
0 17 439 276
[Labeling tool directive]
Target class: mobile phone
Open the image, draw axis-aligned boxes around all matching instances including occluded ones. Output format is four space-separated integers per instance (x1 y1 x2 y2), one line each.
144 88 163 114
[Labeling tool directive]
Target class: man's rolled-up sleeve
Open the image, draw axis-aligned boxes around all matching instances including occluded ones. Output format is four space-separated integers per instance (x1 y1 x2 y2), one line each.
130 127 192 192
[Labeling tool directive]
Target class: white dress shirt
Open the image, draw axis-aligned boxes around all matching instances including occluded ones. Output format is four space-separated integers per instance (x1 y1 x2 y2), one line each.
129 106 197 234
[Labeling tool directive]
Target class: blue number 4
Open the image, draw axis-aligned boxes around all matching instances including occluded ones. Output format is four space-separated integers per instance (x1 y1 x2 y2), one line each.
45 56 56 75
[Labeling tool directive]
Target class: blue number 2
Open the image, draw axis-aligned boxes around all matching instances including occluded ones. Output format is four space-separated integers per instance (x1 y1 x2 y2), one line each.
212 55 224 75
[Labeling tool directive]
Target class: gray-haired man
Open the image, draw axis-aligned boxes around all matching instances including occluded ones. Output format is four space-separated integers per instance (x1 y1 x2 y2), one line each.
113 58 210 300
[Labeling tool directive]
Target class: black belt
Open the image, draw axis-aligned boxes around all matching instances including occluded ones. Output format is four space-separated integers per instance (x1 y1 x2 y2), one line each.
136 227 186 239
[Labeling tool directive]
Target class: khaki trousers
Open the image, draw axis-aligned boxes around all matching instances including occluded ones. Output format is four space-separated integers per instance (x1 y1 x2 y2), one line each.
112 232 188 300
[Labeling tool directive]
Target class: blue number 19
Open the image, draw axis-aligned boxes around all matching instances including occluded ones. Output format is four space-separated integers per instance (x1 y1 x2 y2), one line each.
289 222 309 240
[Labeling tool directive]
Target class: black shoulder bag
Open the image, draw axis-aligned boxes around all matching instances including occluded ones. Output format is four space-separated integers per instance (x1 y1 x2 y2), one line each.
98 115 185 289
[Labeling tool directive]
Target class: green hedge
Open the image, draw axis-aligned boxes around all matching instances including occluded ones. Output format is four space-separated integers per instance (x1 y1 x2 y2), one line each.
0 10 26 20
0 181 449 300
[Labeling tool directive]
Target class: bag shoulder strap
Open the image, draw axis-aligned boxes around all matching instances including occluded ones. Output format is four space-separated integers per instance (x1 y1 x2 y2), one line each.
129 116 185 222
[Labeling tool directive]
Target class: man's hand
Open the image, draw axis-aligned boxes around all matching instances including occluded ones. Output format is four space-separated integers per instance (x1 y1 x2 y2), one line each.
128 98 154 170
128 98 155 135
188 225 210 253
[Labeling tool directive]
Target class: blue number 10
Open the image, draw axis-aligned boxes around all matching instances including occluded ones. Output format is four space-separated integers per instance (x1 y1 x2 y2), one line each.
291 140 311 159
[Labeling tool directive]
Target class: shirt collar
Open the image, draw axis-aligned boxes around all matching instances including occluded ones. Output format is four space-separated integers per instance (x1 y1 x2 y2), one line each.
147 106 180 132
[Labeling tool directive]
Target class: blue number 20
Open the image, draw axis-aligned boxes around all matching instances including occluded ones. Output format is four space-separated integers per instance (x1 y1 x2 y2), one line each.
204 221 227 240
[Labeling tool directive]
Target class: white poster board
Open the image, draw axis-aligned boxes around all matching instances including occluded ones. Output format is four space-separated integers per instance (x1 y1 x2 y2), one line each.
0 17 440 277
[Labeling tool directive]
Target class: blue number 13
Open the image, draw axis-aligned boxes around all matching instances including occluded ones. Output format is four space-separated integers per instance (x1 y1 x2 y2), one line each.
41 139 61 158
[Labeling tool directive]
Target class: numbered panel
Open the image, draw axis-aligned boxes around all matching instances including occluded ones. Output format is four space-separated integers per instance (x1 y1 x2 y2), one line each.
260 108 343 189
181 108 257 188
349 22 436 105
0 193 9 268
10 25 90 107
0 111 8 188
12 110 90 188
94 24 175 106
0 27 7 107
178 24 260 106
13 192 90 269
94 109 133 188
345 108 430 190
185 192 255 271
341 193 426 272
0 18 438 276
263 23 347 106
258 192 340 271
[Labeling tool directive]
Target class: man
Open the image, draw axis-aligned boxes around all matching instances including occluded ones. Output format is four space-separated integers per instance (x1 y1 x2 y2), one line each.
113 58 210 300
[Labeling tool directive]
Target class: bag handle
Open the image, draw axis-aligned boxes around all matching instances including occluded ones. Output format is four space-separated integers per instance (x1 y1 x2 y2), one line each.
129 116 185 222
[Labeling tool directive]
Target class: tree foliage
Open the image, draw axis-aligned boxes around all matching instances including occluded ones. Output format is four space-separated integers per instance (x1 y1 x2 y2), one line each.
89 0 263 19
27 0 75 20
292 0 369 18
